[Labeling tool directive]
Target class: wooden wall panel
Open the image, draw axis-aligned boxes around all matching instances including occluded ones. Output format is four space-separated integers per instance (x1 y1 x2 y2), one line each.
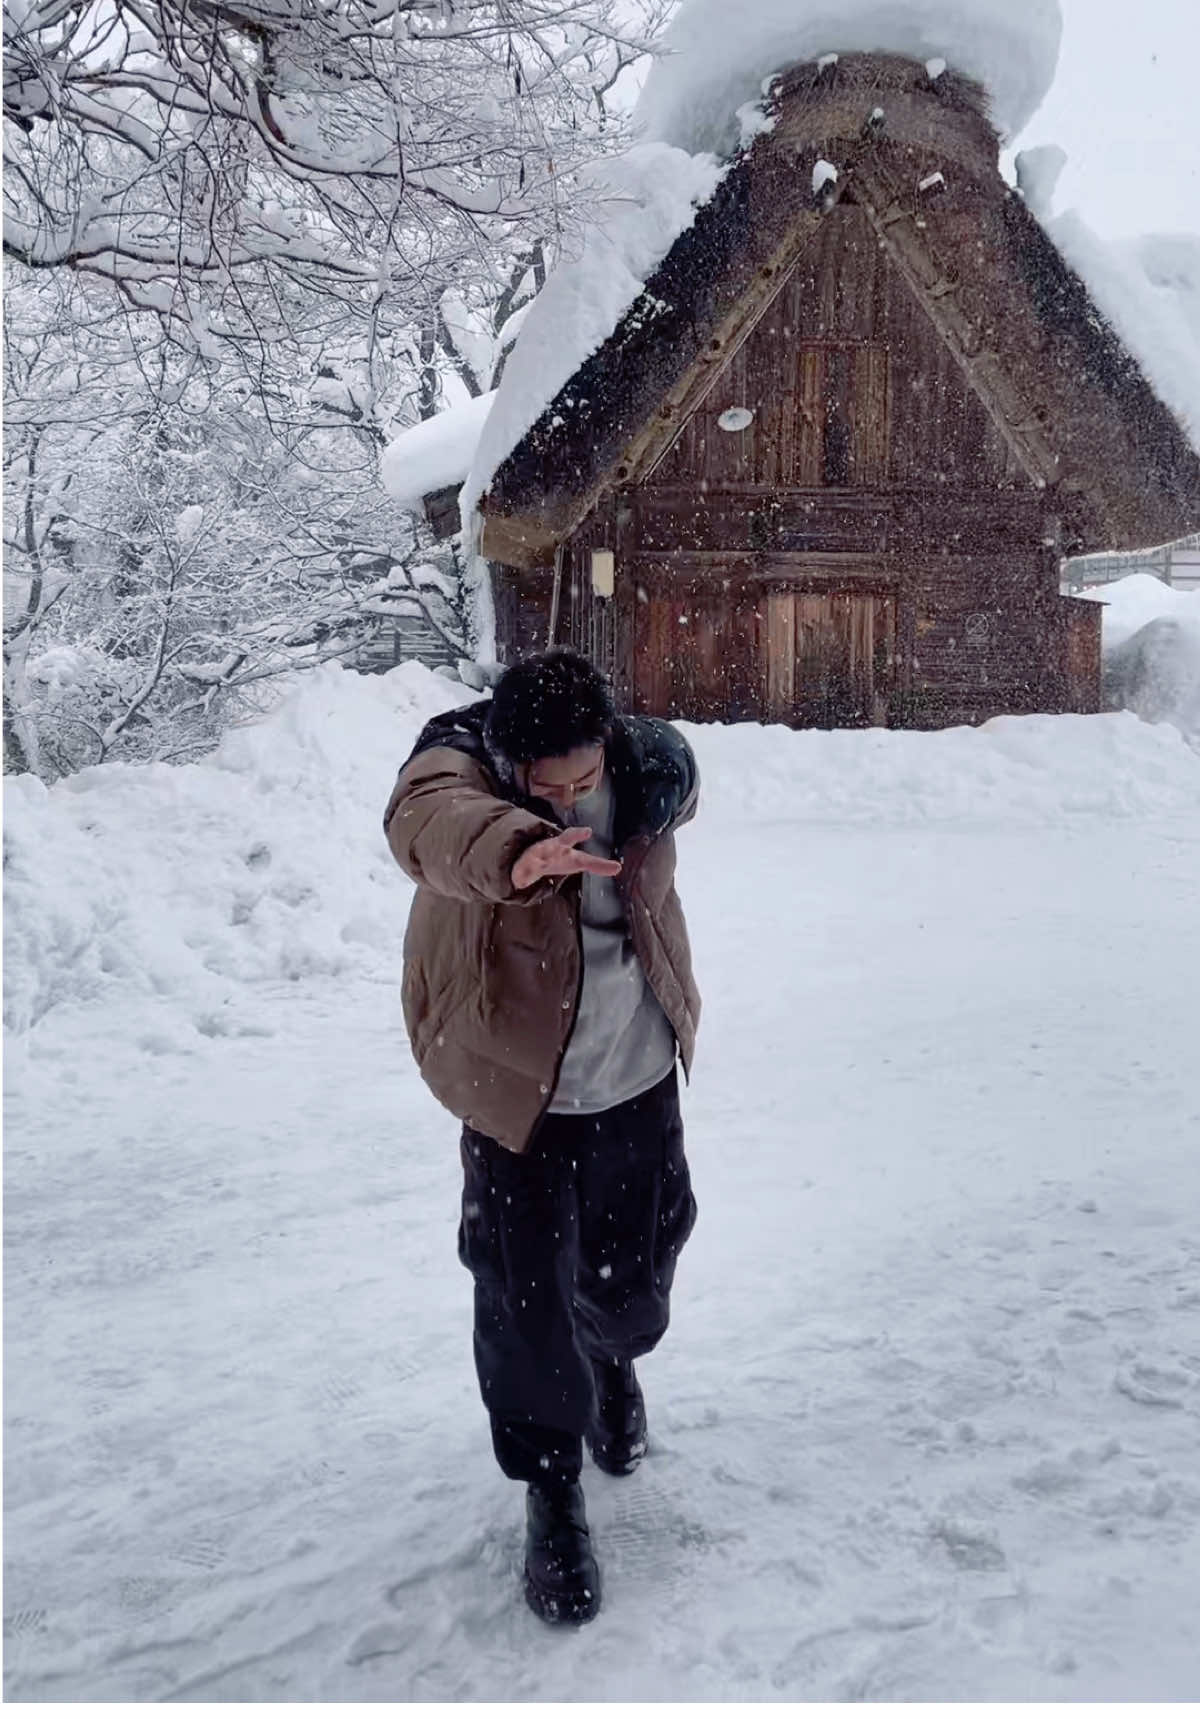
796 346 826 485
765 591 796 721
650 203 1037 497
1062 598 1102 714
788 591 896 726
494 566 553 660
852 346 891 484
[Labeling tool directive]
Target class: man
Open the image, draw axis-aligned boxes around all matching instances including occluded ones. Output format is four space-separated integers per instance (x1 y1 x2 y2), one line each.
383 649 700 1625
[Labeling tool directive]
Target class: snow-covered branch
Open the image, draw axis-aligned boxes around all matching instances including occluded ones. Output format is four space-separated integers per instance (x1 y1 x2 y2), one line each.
4 0 661 351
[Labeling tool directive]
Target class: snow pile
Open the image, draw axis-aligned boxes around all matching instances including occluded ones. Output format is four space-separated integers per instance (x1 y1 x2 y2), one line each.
1131 234 1200 363
1080 573 1200 739
2 664 472 1036
1080 571 1200 652
634 0 1063 157
460 143 724 535
1017 150 1199 448
1045 217 1200 448
7 662 1200 1038
679 708 1200 826
381 390 497 514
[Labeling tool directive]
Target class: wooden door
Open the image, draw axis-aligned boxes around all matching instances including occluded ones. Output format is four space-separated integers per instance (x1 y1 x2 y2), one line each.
633 579 896 728
765 589 896 726
633 581 765 722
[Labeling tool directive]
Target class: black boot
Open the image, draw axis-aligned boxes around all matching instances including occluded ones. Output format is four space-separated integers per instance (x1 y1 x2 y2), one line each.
523 1480 601 1624
587 1358 647 1476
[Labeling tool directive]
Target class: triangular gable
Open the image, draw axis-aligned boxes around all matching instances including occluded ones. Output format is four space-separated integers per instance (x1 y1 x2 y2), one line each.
481 63 1200 568
645 199 1045 494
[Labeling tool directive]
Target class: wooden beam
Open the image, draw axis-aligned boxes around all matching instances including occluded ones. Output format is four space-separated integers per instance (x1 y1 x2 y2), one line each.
546 544 565 644
479 509 560 570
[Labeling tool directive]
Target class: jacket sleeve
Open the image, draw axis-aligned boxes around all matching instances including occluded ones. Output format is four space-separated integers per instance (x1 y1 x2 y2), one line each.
383 746 562 904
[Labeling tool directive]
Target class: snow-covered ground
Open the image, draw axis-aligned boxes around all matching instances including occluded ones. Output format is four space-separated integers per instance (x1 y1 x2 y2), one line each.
5 665 1200 1701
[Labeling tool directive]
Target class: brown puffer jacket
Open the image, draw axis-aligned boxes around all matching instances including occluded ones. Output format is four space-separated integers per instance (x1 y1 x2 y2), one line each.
383 701 701 1152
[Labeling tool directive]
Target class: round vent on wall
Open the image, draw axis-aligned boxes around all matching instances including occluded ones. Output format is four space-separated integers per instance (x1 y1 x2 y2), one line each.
717 407 754 432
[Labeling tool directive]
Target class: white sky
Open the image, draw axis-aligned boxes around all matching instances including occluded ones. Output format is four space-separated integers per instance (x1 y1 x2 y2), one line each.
1009 0 1200 237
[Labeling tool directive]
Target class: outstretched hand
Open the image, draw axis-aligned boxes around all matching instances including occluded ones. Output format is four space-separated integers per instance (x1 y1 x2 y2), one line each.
512 827 622 892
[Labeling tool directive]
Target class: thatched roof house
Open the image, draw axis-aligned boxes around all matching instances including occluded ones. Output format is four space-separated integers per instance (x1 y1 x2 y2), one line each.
463 50 1200 728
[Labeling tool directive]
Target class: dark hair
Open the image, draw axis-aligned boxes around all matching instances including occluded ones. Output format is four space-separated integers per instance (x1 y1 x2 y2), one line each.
485 650 615 764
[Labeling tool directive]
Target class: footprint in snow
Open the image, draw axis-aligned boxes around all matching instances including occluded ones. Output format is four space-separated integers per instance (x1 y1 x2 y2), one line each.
317 1373 363 1411
929 1515 1007 1572
169 1536 226 1571
3 1608 48 1639
1114 1360 1197 1409
601 1480 718 1592
344 1617 422 1667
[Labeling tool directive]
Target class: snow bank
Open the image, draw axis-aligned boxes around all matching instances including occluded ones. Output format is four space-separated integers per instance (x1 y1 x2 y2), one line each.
460 144 724 534
6 662 1198 1036
634 0 1063 157
1045 217 1200 448
1080 574 1200 739
678 708 1200 827
380 390 497 513
2 664 472 1036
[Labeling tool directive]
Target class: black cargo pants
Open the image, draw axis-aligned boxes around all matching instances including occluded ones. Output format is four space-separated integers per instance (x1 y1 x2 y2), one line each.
458 1069 697 1485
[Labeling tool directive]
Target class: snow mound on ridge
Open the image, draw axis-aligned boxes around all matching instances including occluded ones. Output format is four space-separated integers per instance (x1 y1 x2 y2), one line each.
680 709 1200 827
5 662 1199 1037
2 664 473 1037
634 0 1063 157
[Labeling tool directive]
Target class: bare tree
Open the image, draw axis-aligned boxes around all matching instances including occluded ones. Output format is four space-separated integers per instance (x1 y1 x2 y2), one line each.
3 0 672 777
4 0 667 350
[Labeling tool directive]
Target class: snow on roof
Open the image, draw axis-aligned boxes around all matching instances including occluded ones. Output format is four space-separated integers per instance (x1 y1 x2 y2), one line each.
459 0 1198 536
460 0 1062 529
381 389 497 514
1045 217 1200 450
460 142 723 540
633 0 1063 158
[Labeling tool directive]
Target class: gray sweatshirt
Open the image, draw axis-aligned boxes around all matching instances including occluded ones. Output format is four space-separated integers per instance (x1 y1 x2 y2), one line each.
550 770 677 1114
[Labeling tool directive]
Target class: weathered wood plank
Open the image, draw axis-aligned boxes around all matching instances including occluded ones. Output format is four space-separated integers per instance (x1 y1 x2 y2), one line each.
766 590 797 720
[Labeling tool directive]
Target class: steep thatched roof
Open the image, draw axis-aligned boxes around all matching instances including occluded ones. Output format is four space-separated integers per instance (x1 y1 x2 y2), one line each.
478 55 1200 569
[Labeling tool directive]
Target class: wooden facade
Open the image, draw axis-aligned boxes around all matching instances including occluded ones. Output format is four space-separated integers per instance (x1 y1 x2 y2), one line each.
476 56 1200 730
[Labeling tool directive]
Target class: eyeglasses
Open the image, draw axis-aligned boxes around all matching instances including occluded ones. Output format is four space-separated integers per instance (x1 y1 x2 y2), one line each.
526 749 604 801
